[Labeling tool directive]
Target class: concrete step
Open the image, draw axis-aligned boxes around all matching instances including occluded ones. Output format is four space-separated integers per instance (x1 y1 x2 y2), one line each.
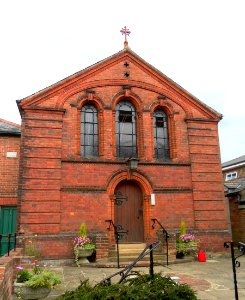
109 243 147 256
109 249 146 255
109 249 164 256
115 243 147 250
89 255 194 268
108 243 165 262
107 253 166 262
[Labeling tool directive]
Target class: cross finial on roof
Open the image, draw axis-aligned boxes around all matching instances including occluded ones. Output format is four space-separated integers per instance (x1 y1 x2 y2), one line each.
120 26 131 48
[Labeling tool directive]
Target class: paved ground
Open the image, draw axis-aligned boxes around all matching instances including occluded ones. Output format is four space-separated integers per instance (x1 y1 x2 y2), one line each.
12 255 245 299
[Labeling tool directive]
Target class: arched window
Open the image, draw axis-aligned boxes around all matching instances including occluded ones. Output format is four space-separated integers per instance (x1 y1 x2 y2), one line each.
116 101 137 158
153 110 170 160
81 104 98 157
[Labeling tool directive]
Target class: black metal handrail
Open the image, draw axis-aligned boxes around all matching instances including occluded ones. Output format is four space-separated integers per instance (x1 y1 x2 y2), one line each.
106 219 128 268
224 241 245 300
0 233 17 256
99 240 161 285
151 218 169 265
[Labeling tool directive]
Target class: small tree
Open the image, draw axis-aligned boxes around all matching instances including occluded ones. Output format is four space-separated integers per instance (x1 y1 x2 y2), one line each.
79 223 87 237
180 220 186 235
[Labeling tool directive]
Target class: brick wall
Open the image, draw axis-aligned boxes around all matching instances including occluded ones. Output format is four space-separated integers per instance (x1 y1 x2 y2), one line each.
228 195 245 244
0 248 22 300
0 130 20 207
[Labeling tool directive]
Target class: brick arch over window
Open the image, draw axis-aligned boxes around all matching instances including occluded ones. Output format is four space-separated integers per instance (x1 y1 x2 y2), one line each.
77 94 104 111
111 89 143 112
149 97 192 119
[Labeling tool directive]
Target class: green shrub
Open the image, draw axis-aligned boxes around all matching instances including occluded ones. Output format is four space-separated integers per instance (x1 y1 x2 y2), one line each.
57 273 197 300
24 241 41 258
26 271 61 289
16 269 32 283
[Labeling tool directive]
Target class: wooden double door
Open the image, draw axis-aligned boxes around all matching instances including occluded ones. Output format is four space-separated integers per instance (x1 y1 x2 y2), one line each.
114 181 144 242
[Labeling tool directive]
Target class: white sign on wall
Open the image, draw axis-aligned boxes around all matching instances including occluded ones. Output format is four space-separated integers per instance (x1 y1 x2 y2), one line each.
6 152 17 158
151 194 155 206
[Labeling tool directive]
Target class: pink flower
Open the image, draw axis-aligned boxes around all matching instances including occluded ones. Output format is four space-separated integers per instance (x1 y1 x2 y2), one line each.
73 236 93 247
16 266 24 270
179 234 196 242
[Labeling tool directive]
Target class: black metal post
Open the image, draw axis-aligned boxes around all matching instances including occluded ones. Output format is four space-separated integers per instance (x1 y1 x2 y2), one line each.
149 244 154 277
230 241 239 300
116 231 120 269
165 232 169 266
7 234 11 256
14 233 17 251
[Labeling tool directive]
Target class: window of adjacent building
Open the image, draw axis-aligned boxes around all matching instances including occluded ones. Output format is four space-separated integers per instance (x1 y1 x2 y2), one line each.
225 172 237 181
81 104 98 157
116 101 137 158
153 109 170 160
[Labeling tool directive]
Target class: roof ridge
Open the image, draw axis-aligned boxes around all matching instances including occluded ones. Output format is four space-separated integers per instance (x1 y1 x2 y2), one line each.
222 155 245 167
0 118 21 128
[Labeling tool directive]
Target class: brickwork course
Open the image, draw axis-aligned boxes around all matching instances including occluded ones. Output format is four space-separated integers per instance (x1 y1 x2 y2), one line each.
11 45 230 259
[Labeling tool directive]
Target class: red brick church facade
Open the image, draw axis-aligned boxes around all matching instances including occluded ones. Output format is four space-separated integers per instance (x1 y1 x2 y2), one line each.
16 46 230 259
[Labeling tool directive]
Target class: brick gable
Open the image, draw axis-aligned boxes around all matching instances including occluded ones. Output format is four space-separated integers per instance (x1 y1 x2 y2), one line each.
16 48 230 259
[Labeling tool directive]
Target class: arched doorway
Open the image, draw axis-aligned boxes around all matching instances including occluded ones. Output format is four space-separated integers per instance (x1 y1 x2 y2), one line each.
114 180 144 242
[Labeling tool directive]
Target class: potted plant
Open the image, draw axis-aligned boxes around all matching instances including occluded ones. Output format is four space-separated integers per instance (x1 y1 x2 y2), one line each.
176 221 198 258
74 223 96 266
176 233 198 257
14 261 61 299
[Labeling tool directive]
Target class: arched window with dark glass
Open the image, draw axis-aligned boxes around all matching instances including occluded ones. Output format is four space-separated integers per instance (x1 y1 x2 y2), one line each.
116 101 137 158
81 104 98 157
153 110 170 160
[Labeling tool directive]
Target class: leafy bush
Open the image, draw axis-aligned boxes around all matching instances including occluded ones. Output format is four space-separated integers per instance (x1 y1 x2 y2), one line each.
15 262 61 289
26 271 61 289
16 267 32 283
57 273 197 300
24 240 41 258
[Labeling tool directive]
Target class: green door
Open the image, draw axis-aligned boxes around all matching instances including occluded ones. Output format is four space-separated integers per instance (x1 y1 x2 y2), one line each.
0 206 17 256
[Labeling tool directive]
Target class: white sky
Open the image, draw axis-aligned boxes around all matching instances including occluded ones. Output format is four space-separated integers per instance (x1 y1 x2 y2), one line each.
0 0 244 163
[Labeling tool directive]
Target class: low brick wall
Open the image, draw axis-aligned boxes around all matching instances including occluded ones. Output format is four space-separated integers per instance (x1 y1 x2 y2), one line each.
0 248 23 300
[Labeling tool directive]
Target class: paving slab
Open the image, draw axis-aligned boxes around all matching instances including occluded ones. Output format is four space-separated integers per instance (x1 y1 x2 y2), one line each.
12 256 245 299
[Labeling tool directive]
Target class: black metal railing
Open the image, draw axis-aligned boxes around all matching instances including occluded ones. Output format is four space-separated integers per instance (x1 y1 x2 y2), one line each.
106 220 128 268
224 241 245 300
0 233 17 256
151 218 169 265
99 240 161 285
